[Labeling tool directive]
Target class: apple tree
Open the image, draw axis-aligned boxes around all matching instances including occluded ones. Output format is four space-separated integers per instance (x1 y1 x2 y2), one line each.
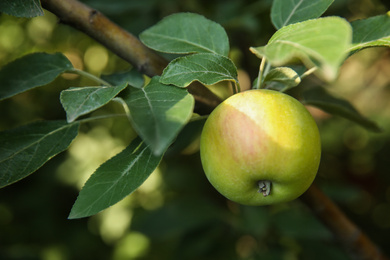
1 0 390 259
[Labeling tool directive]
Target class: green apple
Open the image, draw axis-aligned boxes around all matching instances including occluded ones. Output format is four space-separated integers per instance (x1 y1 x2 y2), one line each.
200 89 321 206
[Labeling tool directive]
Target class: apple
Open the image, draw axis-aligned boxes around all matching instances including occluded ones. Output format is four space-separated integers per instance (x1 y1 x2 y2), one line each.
200 89 321 206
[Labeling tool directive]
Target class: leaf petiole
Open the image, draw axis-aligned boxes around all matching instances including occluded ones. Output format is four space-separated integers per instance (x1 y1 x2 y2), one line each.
232 81 241 94
66 68 113 87
256 57 267 89
76 113 128 124
112 97 131 119
300 67 318 79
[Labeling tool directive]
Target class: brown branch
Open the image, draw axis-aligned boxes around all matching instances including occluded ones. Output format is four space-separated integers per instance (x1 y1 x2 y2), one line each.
41 0 166 77
301 184 389 260
40 0 222 114
39 1 387 259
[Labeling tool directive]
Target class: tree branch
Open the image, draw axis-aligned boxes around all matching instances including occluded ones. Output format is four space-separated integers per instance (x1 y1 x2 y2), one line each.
40 0 221 114
301 184 389 260
42 0 166 77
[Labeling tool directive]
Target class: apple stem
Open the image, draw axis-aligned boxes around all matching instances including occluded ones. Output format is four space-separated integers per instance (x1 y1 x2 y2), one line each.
258 180 271 197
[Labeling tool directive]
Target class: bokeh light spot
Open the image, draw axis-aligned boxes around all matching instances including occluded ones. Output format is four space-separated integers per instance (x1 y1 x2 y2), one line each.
27 15 55 45
236 235 258 258
112 232 150 260
98 197 133 244
0 21 25 51
84 45 109 73
62 50 84 80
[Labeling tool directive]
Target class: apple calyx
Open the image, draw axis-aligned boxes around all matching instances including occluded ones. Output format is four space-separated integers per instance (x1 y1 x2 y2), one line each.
258 180 271 197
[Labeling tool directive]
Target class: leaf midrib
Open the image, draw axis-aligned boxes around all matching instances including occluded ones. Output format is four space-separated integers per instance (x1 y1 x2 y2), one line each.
0 123 76 164
144 32 219 54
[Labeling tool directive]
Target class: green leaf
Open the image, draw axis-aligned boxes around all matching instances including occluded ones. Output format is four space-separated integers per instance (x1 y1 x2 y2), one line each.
271 0 334 29
301 86 381 132
68 137 162 219
140 13 229 56
263 67 301 92
0 52 73 101
60 83 128 122
250 17 352 82
0 121 80 188
121 77 195 156
349 14 390 53
101 69 145 88
0 0 44 17
160 53 238 88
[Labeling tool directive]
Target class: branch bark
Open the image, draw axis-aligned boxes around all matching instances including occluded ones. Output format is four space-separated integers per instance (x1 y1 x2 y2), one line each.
42 0 166 77
301 184 389 260
39 0 387 259
40 0 222 114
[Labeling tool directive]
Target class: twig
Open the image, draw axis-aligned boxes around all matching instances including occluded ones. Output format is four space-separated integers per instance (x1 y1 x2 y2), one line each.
40 0 222 114
301 184 389 260
66 68 112 87
41 0 166 77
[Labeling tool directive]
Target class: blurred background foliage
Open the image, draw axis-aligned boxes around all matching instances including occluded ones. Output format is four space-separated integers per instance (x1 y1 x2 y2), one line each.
1 0 390 259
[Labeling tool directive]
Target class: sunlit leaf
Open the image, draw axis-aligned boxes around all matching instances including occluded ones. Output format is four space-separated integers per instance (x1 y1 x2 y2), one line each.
301 86 381 132
0 52 73 101
140 12 229 56
101 69 145 88
349 14 390 53
121 77 195 156
250 17 352 82
0 0 44 17
0 121 80 188
271 0 334 29
160 53 238 88
60 83 128 122
263 67 301 92
68 137 162 219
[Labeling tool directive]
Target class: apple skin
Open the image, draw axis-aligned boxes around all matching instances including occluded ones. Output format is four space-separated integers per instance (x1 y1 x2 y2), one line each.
200 89 321 206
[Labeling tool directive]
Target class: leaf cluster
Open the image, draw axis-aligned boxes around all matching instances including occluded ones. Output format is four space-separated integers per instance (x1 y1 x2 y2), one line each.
1 0 389 218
